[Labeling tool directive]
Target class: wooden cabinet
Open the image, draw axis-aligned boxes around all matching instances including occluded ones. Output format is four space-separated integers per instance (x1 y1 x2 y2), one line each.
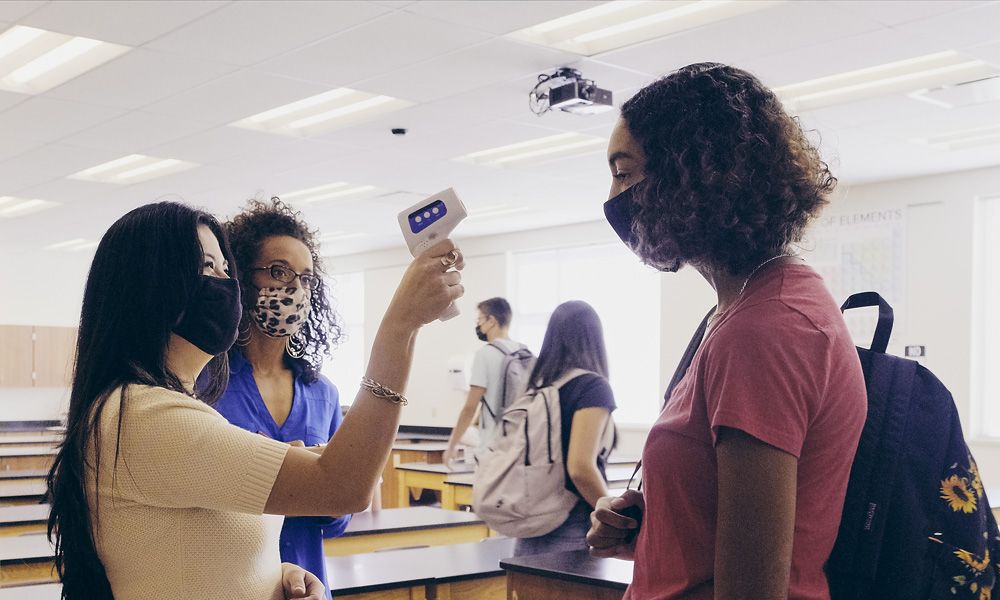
0 326 34 387
33 327 77 387
0 325 77 388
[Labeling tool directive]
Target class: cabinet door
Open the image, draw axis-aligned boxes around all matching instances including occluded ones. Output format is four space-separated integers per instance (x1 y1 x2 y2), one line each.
33 327 78 387
0 326 35 387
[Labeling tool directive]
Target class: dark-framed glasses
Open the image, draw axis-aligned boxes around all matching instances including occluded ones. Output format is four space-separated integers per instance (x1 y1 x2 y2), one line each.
252 264 319 290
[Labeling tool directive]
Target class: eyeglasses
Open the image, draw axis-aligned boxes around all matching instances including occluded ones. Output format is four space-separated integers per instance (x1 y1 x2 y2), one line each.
251 264 319 290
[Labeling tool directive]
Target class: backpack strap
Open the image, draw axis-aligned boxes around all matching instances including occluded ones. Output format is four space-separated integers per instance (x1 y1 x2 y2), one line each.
841 292 893 354
632 307 715 492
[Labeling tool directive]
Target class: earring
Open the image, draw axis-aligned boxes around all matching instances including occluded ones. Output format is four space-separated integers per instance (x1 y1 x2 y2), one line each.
236 320 253 347
286 332 307 358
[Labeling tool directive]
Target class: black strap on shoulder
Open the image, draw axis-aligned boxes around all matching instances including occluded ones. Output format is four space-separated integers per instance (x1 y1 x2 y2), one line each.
628 307 715 492
840 292 893 354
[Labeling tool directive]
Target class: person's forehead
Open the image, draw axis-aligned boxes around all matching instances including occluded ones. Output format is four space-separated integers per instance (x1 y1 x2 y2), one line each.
257 235 312 268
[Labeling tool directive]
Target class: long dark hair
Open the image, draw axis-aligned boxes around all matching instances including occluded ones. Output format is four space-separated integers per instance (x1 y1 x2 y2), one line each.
46 202 234 600
226 197 344 384
528 301 609 391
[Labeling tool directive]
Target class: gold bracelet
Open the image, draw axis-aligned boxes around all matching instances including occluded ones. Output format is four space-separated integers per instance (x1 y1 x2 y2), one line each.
360 376 408 406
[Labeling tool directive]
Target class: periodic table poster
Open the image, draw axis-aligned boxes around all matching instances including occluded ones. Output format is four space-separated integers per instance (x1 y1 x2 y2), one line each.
803 208 907 355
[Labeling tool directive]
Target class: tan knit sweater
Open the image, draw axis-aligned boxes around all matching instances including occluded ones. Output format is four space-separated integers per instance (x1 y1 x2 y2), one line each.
86 384 290 599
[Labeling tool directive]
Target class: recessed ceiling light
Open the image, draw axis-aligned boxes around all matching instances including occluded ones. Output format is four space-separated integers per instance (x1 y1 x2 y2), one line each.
233 88 413 136
774 51 999 112
46 238 98 252
457 132 606 167
916 124 1000 151
70 154 198 184
280 182 381 205
0 196 60 218
508 0 781 56
0 25 130 94
465 205 534 222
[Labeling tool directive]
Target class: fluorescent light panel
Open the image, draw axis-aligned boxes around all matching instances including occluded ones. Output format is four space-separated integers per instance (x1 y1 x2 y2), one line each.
0 25 130 94
46 238 98 252
233 88 413 136
917 124 1000 151
775 51 999 112
280 182 380 205
318 231 366 243
457 133 606 167
70 154 198 184
508 0 782 56
0 196 60 218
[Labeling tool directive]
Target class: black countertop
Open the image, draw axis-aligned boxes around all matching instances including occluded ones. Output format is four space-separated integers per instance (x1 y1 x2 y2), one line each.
342 506 483 537
501 550 633 590
328 536 515 594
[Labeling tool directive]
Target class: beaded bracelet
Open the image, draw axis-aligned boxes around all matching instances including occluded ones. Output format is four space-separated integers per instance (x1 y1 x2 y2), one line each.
360 376 409 406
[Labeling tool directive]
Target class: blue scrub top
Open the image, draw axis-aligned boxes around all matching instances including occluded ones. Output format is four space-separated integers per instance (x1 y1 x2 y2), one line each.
213 350 351 599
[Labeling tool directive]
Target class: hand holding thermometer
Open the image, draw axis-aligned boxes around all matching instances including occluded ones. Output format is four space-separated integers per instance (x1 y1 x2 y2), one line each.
398 188 467 321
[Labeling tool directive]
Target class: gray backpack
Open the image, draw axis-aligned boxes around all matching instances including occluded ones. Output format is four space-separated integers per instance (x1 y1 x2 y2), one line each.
481 340 535 425
472 369 614 538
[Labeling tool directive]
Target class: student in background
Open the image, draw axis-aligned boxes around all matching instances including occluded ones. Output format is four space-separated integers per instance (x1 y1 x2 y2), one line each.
587 63 866 600
513 300 616 556
443 297 528 465
46 201 463 600
212 198 350 599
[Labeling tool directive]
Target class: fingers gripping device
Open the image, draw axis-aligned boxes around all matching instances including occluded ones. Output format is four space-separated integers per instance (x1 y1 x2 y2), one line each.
398 188 467 321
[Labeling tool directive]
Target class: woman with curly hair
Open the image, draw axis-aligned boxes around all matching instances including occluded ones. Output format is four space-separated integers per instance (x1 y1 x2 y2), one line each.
586 63 867 599
212 198 353 598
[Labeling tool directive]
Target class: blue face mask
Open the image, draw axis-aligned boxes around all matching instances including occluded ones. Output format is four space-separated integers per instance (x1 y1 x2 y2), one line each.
603 185 682 273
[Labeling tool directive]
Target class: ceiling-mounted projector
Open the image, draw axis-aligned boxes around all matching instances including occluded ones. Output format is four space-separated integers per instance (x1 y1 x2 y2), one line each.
529 67 614 116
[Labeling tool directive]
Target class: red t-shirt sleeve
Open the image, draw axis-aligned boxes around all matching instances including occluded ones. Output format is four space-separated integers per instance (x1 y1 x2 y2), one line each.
701 301 830 458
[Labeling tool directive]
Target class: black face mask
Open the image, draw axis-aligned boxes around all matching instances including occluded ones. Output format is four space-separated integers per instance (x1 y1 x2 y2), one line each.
604 185 682 273
475 325 488 342
173 276 242 356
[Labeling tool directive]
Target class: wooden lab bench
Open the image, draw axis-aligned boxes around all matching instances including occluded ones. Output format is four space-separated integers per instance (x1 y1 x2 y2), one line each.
381 442 450 509
395 462 473 508
0 447 57 472
324 507 489 556
501 549 632 600
0 503 48 537
0 533 56 586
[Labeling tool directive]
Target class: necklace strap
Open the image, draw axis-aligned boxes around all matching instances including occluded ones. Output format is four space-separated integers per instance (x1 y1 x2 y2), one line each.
710 253 799 325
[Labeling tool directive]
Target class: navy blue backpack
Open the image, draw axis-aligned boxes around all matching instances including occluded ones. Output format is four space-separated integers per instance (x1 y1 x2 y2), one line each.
827 292 1000 599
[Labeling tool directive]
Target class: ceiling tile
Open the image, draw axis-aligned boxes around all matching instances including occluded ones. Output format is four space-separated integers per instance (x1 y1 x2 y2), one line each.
146 126 302 165
143 70 334 127
899 2 1000 49
46 48 239 110
0 135 45 163
741 27 951 88
0 143 125 177
596 1 883 78
0 161 56 194
0 2 45 22
213 138 361 183
258 11 490 87
146 1 389 67
0 97 125 144
357 38 580 103
21 1 227 46
967 40 1000 68
0 90 29 113
830 0 989 26
403 0 603 35
61 111 212 153
15 177 121 204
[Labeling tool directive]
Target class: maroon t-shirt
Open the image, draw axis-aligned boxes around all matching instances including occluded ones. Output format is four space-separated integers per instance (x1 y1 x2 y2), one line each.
625 262 867 600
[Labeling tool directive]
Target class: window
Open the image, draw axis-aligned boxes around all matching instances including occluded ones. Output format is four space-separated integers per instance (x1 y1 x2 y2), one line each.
322 271 364 404
973 196 1000 437
510 243 662 425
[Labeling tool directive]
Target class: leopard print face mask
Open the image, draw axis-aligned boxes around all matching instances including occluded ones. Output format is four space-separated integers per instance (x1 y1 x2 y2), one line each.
252 286 311 338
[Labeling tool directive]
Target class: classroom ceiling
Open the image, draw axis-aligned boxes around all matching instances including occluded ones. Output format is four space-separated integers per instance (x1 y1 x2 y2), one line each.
0 0 998 258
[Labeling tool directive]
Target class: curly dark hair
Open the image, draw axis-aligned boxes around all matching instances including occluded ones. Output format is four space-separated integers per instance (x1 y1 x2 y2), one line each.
226 197 344 384
621 62 836 275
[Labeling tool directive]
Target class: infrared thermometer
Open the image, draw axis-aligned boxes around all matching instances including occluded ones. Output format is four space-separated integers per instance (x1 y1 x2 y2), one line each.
398 188 467 321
